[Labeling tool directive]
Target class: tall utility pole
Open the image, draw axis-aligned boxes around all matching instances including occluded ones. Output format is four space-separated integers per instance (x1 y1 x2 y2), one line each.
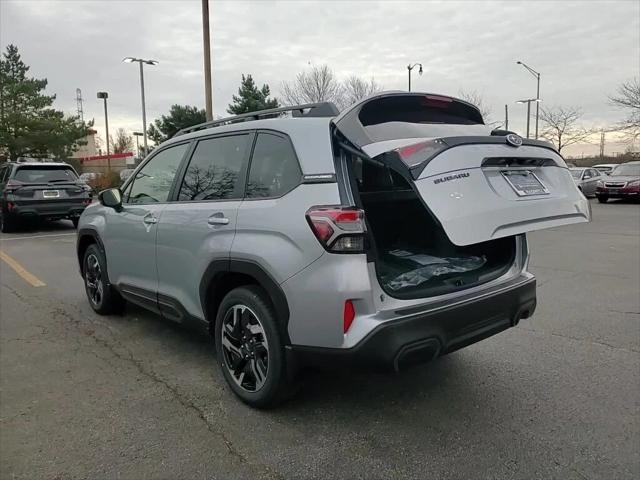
600 130 605 160
97 92 110 167
504 104 509 130
76 88 84 123
202 0 213 120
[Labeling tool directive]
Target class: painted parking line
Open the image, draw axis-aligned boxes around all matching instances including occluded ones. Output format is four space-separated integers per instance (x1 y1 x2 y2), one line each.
0 249 47 287
0 232 76 242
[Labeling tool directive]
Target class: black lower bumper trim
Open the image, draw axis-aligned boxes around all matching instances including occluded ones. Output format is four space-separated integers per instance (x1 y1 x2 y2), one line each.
288 277 536 372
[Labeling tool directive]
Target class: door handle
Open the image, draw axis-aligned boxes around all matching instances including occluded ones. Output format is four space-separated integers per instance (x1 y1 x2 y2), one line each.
143 214 158 225
208 212 229 226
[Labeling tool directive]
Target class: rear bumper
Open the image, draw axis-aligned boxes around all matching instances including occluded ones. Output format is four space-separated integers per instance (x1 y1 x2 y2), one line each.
5 201 87 220
288 277 536 372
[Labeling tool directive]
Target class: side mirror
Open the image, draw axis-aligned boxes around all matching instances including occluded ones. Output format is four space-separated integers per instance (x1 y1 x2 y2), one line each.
98 188 122 210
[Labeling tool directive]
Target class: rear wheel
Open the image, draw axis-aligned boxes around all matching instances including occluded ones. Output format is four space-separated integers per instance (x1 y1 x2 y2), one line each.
0 213 15 233
214 286 292 408
597 196 608 203
83 244 124 315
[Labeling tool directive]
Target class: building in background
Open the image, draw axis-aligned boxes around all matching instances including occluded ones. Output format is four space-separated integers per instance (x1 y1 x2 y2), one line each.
70 128 99 159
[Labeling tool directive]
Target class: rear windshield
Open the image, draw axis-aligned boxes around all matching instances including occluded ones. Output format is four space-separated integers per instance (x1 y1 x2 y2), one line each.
14 166 78 183
335 93 489 147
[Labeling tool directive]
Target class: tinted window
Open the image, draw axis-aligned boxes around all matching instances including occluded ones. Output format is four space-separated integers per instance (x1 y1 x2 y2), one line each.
14 166 77 183
178 135 249 201
246 133 301 198
0 166 8 183
127 143 188 204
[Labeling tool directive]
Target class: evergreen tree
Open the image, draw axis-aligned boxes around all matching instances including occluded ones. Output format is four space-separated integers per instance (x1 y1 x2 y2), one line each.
147 104 206 143
0 44 90 161
227 74 279 115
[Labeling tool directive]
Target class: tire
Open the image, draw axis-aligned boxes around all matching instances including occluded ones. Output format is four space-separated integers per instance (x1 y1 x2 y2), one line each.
0 213 15 233
597 196 608 203
214 285 293 408
82 243 124 315
71 217 79 228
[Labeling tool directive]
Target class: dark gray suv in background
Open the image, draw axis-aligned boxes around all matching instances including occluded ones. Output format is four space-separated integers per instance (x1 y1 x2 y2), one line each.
0 161 92 232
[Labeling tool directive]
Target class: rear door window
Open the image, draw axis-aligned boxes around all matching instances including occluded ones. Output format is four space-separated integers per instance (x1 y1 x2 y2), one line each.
246 133 301 198
127 143 189 204
178 134 250 201
14 166 77 183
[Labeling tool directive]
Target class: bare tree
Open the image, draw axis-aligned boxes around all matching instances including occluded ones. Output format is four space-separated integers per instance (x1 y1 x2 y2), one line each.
457 89 493 123
339 75 383 110
109 128 134 153
609 77 640 143
539 106 594 152
281 65 343 106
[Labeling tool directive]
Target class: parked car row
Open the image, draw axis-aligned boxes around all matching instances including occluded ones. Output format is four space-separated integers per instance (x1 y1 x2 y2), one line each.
569 162 640 202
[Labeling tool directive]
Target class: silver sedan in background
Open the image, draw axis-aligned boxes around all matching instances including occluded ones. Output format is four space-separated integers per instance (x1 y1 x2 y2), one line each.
570 167 603 197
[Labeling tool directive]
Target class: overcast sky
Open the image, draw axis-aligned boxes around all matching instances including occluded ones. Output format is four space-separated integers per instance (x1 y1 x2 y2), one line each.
2 0 638 156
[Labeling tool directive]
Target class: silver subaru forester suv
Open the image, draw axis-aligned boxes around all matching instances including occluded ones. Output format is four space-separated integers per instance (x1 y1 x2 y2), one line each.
77 92 590 407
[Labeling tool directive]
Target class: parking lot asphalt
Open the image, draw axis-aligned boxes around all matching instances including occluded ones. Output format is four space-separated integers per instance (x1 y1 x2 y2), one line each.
0 199 638 480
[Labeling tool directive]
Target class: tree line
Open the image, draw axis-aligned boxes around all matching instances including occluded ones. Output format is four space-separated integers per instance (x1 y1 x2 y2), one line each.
1 43 638 161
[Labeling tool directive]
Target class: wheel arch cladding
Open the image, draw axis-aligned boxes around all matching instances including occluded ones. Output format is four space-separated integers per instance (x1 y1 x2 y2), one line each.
76 228 104 275
200 259 291 343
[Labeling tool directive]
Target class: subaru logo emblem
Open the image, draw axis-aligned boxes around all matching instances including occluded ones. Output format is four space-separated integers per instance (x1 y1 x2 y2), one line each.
506 134 523 147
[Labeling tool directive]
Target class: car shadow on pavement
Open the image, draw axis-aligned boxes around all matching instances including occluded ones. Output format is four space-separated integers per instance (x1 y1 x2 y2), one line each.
2 218 76 234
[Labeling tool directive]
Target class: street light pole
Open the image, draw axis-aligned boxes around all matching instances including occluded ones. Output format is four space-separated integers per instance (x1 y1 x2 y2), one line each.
516 99 540 139
139 61 148 154
123 57 158 157
516 61 541 139
133 132 143 159
407 63 423 92
97 91 110 167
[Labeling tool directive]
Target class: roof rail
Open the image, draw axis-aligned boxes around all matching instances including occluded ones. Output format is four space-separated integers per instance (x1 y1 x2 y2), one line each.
173 102 339 137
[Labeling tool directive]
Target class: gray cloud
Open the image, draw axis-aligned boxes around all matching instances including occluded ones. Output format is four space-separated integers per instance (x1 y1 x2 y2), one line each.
2 0 638 156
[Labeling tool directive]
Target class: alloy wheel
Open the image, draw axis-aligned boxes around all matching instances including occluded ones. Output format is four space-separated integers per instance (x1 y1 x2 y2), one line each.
221 304 269 392
84 253 104 306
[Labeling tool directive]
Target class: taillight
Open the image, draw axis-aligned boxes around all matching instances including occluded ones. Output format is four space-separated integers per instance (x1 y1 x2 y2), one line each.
394 139 447 167
343 300 355 333
306 206 366 253
4 180 22 195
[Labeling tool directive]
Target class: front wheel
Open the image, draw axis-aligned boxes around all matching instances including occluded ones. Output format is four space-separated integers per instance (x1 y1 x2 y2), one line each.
83 244 124 315
214 286 293 408
597 196 608 203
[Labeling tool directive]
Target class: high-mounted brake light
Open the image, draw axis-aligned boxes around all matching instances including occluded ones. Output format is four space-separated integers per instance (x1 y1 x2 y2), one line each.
395 139 447 167
306 206 366 253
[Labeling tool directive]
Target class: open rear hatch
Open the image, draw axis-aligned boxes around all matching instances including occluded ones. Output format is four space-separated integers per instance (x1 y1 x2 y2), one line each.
334 92 590 247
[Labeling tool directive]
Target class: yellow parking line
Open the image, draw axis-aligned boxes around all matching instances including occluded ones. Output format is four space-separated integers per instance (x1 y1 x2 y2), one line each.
0 249 46 287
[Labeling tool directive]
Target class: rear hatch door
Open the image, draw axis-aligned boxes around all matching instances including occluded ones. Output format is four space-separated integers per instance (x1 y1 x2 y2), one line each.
334 92 590 246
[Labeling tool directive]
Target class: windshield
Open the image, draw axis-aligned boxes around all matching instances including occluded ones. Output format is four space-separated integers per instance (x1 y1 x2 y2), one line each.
611 164 640 176
14 166 78 183
570 170 584 179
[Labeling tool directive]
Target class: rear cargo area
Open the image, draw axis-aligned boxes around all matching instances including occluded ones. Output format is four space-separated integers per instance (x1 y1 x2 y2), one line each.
351 156 516 299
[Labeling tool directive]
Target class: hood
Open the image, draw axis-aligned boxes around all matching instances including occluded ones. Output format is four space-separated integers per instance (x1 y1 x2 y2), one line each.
605 175 640 182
